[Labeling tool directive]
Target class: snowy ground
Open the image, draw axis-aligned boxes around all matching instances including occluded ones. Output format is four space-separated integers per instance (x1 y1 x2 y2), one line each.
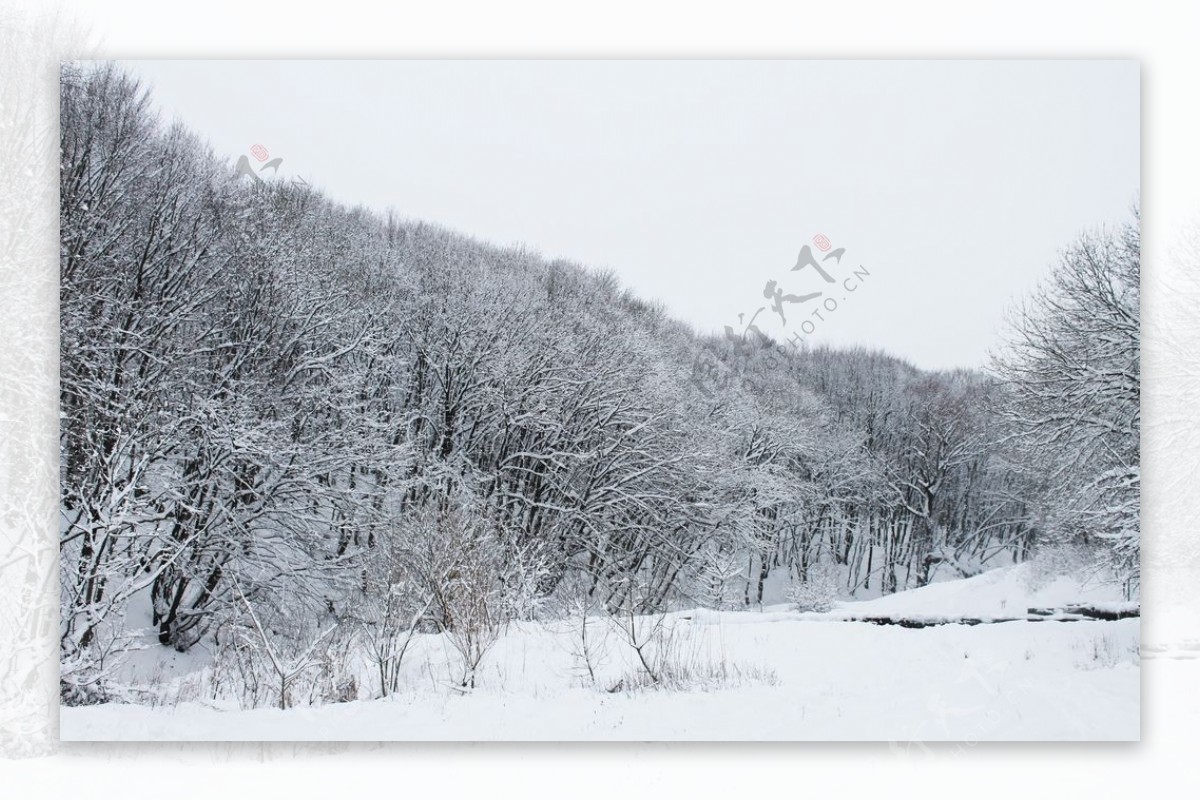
61 564 1139 741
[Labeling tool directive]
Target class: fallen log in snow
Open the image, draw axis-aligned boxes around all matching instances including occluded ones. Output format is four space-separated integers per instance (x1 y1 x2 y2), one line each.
844 604 1140 628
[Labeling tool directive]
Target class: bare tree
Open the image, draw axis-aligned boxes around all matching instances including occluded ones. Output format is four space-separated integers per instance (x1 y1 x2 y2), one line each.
992 213 1140 596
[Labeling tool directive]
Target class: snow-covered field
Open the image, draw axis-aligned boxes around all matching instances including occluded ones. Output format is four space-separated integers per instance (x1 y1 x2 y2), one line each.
60 565 1139 741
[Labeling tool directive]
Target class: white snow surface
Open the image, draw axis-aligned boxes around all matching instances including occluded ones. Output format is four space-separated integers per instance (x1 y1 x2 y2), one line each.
792 560 1135 621
61 565 1139 741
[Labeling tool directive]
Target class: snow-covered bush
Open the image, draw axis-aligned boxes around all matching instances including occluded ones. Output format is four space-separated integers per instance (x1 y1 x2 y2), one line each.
399 501 519 690
786 562 840 613
606 611 778 693
58 621 138 706
553 576 613 687
1026 542 1102 592
688 541 748 611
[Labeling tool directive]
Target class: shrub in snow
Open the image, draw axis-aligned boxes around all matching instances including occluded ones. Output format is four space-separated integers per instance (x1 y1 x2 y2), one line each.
688 541 748 611
383 497 551 692
554 580 613 687
607 606 779 693
1073 632 1140 670
786 562 840 613
1026 543 1101 592
610 659 779 694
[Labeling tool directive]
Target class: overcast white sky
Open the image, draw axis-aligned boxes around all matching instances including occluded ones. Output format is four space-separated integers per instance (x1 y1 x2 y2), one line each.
118 60 1139 370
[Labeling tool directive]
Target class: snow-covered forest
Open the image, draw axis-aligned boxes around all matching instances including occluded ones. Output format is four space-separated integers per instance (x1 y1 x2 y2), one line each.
58 64 1140 737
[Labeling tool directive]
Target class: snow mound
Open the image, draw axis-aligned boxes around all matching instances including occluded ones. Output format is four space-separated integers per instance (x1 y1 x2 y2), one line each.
833 563 1126 620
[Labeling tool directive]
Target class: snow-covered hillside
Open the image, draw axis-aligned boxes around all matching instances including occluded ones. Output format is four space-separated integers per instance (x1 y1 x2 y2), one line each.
56 65 1140 745
61 565 1139 741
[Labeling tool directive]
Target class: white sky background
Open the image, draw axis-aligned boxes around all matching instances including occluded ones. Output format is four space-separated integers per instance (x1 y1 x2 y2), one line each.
118 60 1139 371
